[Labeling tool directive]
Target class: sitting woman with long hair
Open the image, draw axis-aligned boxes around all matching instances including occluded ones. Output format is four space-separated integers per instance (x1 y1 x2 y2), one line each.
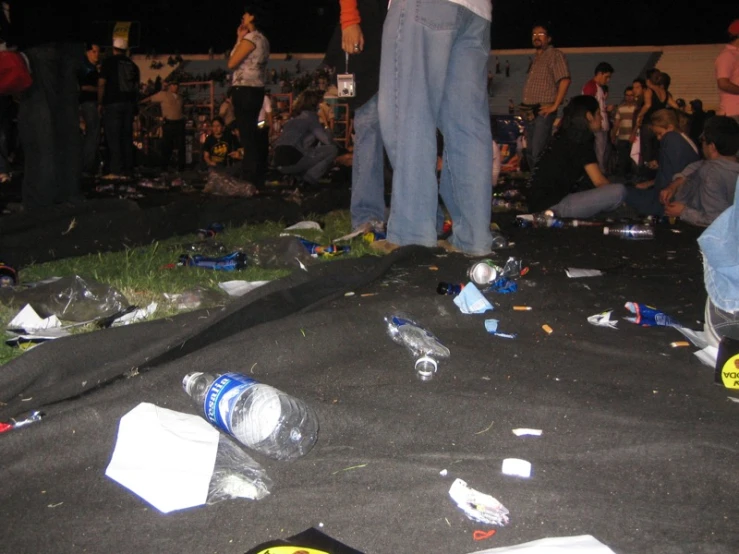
526 95 625 218
272 90 339 187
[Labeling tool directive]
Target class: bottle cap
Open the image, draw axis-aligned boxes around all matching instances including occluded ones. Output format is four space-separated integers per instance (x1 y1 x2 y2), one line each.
182 371 204 393
415 356 438 381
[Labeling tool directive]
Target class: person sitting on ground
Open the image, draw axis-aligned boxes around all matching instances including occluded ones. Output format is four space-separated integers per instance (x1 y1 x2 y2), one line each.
624 108 701 216
659 116 739 226
202 117 239 169
272 90 339 188
525 95 625 218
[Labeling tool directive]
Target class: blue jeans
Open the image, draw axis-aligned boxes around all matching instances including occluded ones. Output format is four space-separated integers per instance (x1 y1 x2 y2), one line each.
524 112 556 170
103 102 135 175
550 183 626 218
698 178 739 313
379 0 493 254
594 129 610 175
80 101 100 174
18 42 84 209
277 143 339 185
350 94 386 229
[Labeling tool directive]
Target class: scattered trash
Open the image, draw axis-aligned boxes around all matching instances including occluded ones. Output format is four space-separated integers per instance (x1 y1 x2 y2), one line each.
715 336 739 390
163 286 229 311
454 283 494 314
0 410 45 433
602 223 655 240
490 231 509 249
483 278 518 294
218 280 270 298
587 310 618 329
182 371 319 461
437 281 464 295
448 478 509 526
670 341 690 348
244 528 365 554
6 275 129 322
473 530 498 541
566 268 604 278
502 458 532 478
197 222 225 239
284 221 322 231
109 302 158 327
541 324 553 335
512 428 542 436
468 260 503 286
440 469 448 477
466 534 617 553
385 312 450 381
203 170 257 197
624 302 680 327
484 319 517 339
178 252 247 271
105 402 271 514
244 237 315 269
298 238 351 257
513 305 532 311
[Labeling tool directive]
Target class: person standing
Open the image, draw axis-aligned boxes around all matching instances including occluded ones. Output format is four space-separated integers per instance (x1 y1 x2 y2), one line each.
324 0 388 234
10 0 85 210
581 62 614 175
79 43 101 177
227 5 269 185
715 19 739 122
140 81 186 173
610 86 637 179
521 22 571 171
377 0 493 255
98 37 140 179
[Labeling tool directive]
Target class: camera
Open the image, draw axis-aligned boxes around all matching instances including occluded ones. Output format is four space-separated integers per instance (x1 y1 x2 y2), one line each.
337 73 356 98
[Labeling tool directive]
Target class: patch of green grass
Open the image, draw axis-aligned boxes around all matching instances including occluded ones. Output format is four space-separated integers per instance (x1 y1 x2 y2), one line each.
0 210 380 365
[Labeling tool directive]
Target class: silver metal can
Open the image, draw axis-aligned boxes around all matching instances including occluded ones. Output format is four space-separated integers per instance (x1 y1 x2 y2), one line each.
467 260 502 286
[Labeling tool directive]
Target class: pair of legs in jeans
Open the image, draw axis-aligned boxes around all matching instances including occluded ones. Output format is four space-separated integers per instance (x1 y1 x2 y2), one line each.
550 183 626 219
350 94 386 230
161 119 186 172
231 86 264 184
103 102 135 176
524 112 556 171
277 143 339 186
18 42 83 209
378 0 493 255
79 100 100 175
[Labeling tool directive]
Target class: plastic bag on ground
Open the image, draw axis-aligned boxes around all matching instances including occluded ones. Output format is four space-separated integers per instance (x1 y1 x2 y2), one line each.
203 169 257 197
207 435 272 504
242 236 316 269
163 285 229 311
4 275 129 322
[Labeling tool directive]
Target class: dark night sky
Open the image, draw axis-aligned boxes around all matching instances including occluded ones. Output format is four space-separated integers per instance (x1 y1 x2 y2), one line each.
91 2 738 54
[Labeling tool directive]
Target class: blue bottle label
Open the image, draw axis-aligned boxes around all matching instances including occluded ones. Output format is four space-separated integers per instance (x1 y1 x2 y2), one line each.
203 373 258 434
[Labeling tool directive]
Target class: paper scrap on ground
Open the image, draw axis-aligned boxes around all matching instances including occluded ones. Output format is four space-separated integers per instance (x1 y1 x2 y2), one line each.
9 304 63 332
284 221 322 231
587 310 618 329
105 402 219 514
112 303 158 326
694 345 719 368
218 280 270 297
502 458 532 478
673 325 716 349
454 283 494 314
466 534 617 554
512 428 542 436
448 478 509 526
566 268 604 278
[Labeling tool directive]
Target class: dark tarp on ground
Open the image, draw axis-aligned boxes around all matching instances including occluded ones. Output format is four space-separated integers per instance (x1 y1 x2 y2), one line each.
1 220 738 554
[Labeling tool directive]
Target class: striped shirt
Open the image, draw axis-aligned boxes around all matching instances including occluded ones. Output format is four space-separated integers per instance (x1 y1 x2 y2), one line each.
613 103 637 141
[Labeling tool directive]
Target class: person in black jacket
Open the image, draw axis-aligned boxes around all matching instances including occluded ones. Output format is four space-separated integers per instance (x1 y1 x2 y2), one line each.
324 0 387 234
9 0 86 210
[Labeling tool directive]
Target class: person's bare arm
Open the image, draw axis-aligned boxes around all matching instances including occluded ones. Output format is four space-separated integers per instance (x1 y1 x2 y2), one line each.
717 77 739 95
584 162 610 187
635 88 652 127
228 30 256 70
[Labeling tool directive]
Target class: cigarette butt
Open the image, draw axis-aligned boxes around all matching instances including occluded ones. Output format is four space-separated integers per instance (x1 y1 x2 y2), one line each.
542 324 553 335
360 293 377 297
513 305 532 311
428 265 439 271
670 341 690 348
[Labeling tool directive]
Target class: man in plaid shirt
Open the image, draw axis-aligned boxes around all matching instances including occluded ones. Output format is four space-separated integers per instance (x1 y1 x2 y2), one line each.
521 22 571 171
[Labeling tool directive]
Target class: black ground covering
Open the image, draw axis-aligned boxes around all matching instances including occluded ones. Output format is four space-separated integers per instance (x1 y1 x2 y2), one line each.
2 204 737 554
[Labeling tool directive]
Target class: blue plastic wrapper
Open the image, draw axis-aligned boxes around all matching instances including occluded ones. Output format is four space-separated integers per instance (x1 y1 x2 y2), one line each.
179 252 247 271
624 302 681 327
299 238 351 257
484 277 518 294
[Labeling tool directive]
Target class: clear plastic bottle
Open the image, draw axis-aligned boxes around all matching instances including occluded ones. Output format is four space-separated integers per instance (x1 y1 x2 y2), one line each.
385 313 450 381
602 224 655 240
183 372 319 461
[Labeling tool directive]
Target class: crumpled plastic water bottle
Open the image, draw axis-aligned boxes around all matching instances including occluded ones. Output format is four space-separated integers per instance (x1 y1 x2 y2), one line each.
385 312 450 381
